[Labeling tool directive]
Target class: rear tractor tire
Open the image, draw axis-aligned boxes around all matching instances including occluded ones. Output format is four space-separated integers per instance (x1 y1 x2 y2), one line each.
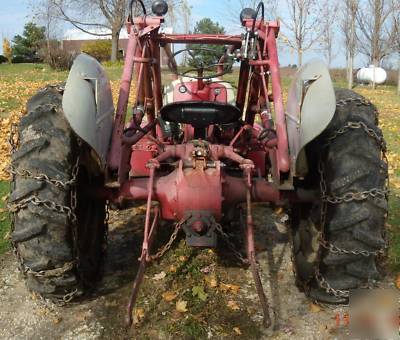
9 85 107 301
290 88 388 304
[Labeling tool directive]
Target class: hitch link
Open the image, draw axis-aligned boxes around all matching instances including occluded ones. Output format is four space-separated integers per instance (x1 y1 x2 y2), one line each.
243 165 272 328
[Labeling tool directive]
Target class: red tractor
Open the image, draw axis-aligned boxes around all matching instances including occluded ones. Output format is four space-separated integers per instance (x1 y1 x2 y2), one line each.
9 0 388 328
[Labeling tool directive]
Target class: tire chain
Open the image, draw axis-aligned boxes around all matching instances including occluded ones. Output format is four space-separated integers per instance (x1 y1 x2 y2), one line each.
7 118 82 304
335 97 379 123
215 222 247 264
319 237 387 257
322 188 388 204
103 200 110 255
7 166 77 190
312 98 389 299
324 121 387 152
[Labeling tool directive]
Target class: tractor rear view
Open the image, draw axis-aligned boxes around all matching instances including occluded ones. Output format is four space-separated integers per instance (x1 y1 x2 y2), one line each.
9 0 388 328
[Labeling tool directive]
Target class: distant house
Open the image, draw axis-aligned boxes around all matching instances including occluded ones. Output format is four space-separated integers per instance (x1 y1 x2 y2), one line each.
61 27 171 67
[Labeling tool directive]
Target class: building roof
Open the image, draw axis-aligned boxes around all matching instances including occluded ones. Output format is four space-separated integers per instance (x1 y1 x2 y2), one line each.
63 28 128 40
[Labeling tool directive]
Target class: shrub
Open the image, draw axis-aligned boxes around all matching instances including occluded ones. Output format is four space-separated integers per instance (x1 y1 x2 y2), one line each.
329 68 348 83
385 69 398 86
46 48 74 71
81 40 112 62
0 55 8 64
11 55 40 63
2 38 12 61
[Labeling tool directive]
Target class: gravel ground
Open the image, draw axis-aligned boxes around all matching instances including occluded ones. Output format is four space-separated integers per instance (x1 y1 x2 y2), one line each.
0 205 394 339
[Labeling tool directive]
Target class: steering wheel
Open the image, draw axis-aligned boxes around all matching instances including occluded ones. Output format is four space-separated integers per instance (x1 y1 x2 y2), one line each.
168 48 234 80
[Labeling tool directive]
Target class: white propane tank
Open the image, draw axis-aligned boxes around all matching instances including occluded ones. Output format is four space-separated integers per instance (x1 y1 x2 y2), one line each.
356 65 387 85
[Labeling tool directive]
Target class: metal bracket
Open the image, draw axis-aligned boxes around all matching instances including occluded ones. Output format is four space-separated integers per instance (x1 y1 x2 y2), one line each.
182 211 218 248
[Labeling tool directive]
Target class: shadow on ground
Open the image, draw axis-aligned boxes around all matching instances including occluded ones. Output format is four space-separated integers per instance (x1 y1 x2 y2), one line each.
0 204 381 339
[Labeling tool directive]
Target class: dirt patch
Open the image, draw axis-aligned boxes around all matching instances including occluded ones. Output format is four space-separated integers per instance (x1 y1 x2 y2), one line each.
0 205 394 339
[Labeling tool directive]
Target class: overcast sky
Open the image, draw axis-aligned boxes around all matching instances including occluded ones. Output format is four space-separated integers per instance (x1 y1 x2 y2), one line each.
0 0 374 68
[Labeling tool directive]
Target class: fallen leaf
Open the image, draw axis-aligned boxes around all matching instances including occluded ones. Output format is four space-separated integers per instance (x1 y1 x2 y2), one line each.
175 300 188 313
395 274 400 289
200 264 215 274
133 308 145 325
279 214 289 223
168 265 177 273
179 256 187 262
135 206 147 215
233 327 242 335
309 303 321 313
162 291 178 302
192 286 208 301
152 271 166 281
53 317 62 324
105 300 118 307
3 231 9 240
205 275 218 288
220 283 240 294
274 222 287 233
227 300 240 311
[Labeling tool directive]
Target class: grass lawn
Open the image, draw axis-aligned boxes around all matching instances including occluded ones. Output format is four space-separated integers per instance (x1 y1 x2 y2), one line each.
0 62 399 273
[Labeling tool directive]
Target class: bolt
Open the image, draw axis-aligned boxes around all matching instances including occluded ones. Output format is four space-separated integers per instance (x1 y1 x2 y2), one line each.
192 220 205 234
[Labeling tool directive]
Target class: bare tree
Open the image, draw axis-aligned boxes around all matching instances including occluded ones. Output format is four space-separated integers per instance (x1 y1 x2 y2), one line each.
225 0 278 27
393 11 400 94
341 0 358 89
181 0 191 34
52 1 182 62
356 0 399 88
281 0 323 67
32 0 61 61
52 0 135 62
236 0 278 17
319 1 339 67
165 0 176 30
180 0 191 65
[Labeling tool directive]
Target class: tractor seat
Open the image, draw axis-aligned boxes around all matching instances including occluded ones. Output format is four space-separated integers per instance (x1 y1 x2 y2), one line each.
160 101 241 128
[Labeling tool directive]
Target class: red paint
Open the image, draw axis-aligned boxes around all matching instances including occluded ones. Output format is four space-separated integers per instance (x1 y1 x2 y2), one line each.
108 27 138 170
266 24 290 173
172 81 228 103
130 136 158 177
106 14 301 233
156 162 223 220
158 34 242 46
110 11 317 326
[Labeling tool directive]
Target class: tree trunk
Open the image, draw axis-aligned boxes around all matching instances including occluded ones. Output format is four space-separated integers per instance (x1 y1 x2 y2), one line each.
348 52 354 89
371 59 377 90
348 1 356 90
297 49 302 68
46 37 51 62
111 30 120 63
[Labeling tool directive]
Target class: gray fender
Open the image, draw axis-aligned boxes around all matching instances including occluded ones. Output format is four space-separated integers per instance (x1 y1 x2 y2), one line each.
62 53 114 168
286 60 336 177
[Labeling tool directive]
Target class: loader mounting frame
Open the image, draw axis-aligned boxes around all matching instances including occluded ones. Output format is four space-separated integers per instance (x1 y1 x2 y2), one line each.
70 1 333 328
